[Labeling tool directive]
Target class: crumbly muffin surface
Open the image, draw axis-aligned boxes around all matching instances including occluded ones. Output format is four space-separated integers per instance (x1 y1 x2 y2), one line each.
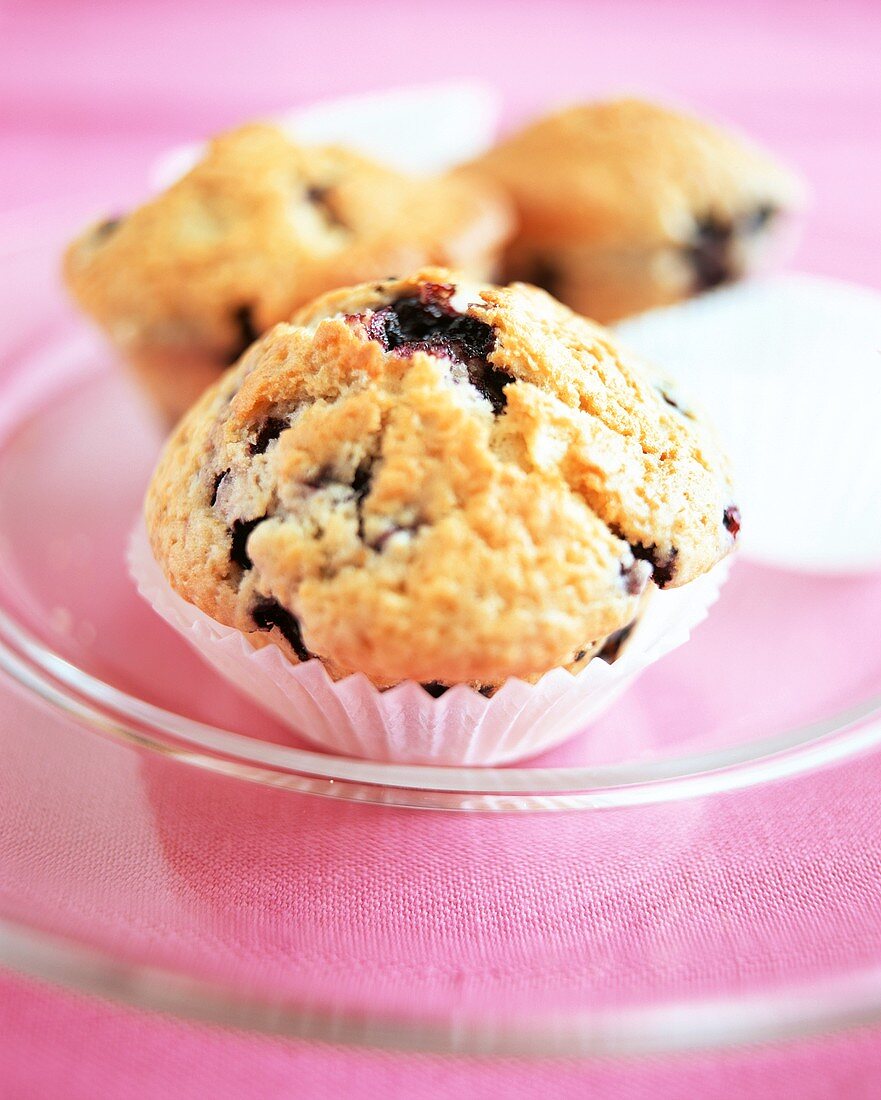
64 124 511 421
146 269 737 689
471 98 804 322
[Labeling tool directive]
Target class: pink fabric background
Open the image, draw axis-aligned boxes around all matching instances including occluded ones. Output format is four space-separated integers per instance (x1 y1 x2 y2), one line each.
5 970 881 1100
2 0 881 1095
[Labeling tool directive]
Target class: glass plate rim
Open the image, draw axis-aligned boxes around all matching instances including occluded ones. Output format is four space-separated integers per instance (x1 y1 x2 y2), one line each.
4 916 881 1059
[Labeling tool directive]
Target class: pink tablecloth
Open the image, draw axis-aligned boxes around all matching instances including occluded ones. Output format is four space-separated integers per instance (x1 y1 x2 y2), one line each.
4 970 881 1100
2 0 881 1094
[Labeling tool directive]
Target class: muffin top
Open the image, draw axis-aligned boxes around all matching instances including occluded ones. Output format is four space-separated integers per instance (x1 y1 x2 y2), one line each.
146 268 737 688
64 123 511 368
472 98 804 250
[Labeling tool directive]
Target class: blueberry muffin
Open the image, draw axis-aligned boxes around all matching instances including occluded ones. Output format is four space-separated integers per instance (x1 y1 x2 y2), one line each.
64 124 513 424
145 268 738 693
470 98 804 323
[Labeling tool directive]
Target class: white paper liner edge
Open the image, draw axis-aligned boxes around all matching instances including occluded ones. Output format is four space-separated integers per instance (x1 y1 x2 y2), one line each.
128 521 729 766
616 275 881 575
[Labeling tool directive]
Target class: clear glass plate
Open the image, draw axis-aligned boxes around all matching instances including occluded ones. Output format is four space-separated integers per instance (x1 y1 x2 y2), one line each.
2 205 881 1057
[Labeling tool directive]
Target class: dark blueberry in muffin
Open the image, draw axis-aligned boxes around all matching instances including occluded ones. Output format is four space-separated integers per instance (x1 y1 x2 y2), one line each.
740 203 777 235
687 217 734 291
351 460 374 539
357 283 510 414
93 216 123 241
252 598 312 661
351 461 373 501
230 516 267 570
250 418 288 455
597 622 635 664
228 304 260 365
458 356 513 416
421 681 450 698
305 185 347 229
627 541 678 589
687 205 779 292
723 505 741 538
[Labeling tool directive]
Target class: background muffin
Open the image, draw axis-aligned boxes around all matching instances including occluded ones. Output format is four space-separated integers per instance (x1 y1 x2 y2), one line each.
470 98 804 323
64 124 513 423
145 268 737 693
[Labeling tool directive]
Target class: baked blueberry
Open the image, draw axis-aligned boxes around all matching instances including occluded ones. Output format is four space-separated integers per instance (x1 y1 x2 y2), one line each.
252 598 312 662
352 283 510 414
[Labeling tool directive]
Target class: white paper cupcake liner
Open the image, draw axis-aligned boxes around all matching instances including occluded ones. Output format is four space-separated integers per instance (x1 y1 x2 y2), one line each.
129 522 729 766
617 274 881 575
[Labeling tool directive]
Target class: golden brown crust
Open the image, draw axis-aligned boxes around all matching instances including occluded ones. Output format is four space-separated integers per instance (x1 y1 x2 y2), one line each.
470 98 804 322
146 268 736 689
64 124 513 423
